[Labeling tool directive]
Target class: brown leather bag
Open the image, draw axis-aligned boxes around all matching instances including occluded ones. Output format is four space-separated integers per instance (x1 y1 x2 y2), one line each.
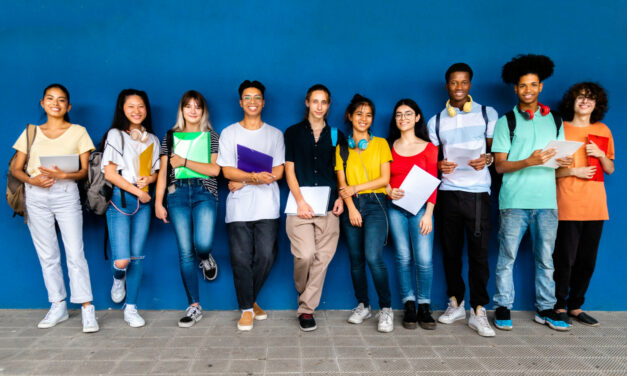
7 124 37 220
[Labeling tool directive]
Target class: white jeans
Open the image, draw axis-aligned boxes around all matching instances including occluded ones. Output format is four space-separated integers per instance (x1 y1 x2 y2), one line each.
25 180 93 303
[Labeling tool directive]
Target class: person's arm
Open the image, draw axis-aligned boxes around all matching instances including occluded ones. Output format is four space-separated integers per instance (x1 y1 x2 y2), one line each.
10 151 54 188
104 162 151 203
38 151 91 181
586 141 615 175
285 161 314 219
337 168 361 227
494 149 557 174
154 155 169 223
556 166 596 179
339 161 390 197
419 202 435 235
169 153 220 177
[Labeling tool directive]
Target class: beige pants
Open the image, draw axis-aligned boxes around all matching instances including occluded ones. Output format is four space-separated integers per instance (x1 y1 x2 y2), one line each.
286 212 340 314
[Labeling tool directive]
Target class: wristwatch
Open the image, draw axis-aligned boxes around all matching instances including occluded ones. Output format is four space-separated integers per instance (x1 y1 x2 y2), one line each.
485 153 493 167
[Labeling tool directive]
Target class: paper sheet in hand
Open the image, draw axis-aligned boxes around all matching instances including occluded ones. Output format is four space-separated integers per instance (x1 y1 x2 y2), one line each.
542 140 584 169
173 132 210 179
284 186 331 216
39 154 79 173
445 146 482 171
138 143 154 192
237 144 273 173
393 165 440 215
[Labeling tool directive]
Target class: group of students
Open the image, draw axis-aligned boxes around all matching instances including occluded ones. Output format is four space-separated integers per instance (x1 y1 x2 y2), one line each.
11 54 614 338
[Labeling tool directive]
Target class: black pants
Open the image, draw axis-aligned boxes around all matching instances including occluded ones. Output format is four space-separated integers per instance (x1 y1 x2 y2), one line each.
436 190 490 309
553 220 604 310
227 219 279 310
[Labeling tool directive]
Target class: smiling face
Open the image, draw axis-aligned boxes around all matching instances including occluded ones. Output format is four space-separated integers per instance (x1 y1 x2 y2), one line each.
514 73 543 106
239 87 264 117
348 104 373 133
446 71 472 104
574 90 596 117
40 87 71 119
123 95 147 127
183 98 203 126
306 90 330 122
395 104 419 132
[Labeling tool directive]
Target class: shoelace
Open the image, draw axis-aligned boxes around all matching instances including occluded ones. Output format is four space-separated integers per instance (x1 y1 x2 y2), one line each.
186 306 201 318
200 259 214 270
443 302 458 316
475 309 490 327
352 305 366 314
43 303 63 321
113 279 124 288
377 309 392 322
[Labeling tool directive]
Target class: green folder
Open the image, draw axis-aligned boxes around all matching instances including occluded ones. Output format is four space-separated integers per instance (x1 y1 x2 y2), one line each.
173 132 210 179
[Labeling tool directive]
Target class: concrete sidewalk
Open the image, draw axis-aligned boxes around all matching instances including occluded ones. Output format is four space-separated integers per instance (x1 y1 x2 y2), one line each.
0 309 625 375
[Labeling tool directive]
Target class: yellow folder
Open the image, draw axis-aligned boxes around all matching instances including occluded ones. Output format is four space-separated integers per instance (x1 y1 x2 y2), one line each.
138 143 153 192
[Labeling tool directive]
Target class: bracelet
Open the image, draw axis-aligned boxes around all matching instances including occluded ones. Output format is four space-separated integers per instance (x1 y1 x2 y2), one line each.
183 158 188 168
485 153 493 167
242 180 247 186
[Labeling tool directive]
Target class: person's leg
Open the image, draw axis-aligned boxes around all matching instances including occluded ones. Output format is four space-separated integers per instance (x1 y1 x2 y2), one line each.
362 196 391 309
388 204 415 304
410 206 433 305
567 221 604 311
528 209 558 312
438 191 466 304
228 221 255 310
464 192 491 310
251 219 279 303
106 189 132 283
192 188 217 262
286 215 316 309
341 204 369 307
552 221 581 311
493 209 529 310
125 200 152 306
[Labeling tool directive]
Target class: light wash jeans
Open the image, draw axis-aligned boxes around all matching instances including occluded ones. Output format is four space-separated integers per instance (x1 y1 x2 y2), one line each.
106 187 151 305
25 181 93 303
388 203 433 304
493 209 558 311
167 179 217 305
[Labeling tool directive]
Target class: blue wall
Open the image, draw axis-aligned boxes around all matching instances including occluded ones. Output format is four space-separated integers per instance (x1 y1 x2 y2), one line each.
1 1 625 311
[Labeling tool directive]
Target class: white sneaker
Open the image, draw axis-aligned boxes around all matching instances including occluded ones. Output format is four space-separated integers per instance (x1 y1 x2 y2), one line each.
124 305 145 328
468 306 495 337
111 277 126 303
438 297 466 324
347 303 372 324
38 301 69 329
377 307 394 333
81 304 99 333
178 305 203 328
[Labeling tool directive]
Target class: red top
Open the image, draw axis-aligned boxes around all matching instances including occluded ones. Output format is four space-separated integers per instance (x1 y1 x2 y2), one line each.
389 142 439 205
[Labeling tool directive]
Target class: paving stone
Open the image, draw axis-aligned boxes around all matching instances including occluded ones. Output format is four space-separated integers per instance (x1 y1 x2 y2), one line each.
74 360 117 375
265 358 301 372
302 358 339 372
149 360 191 374
111 360 155 374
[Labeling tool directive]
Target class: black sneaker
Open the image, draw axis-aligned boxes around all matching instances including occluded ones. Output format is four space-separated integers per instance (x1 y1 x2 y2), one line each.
402 301 417 329
494 306 512 330
417 303 436 330
178 305 202 328
534 309 571 331
298 313 317 332
556 311 572 325
199 254 218 281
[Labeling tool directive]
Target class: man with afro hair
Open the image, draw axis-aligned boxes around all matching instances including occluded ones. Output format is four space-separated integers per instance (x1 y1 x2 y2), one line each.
490 54 574 332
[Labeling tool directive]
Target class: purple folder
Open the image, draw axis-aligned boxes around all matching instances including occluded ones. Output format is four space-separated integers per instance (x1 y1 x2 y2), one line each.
237 144 273 173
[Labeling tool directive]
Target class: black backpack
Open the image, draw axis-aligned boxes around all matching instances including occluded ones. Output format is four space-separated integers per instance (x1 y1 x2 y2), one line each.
504 109 562 142
85 129 123 215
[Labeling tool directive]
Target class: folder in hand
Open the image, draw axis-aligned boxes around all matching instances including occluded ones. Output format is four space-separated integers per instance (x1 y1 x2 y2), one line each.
138 143 154 192
587 134 609 182
237 144 273 173
173 132 210 179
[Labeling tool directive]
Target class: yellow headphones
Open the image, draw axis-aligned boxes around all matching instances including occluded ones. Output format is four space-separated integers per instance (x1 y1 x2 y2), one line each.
446 95 473 117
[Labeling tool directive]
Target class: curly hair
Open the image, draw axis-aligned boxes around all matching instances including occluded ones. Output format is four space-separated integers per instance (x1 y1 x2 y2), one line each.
559 82 609 123
501 54 554 85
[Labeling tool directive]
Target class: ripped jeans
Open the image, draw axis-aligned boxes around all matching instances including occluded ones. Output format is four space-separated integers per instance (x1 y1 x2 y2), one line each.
106 187 151 305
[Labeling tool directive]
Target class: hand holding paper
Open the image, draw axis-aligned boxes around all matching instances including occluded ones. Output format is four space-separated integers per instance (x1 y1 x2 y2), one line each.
541 140 583 169
392 165 440 216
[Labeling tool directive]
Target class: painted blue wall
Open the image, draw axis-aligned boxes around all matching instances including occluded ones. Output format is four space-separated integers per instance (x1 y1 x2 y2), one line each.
1 1 625 311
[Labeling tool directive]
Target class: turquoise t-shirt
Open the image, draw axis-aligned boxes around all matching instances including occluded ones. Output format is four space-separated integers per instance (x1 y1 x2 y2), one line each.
491 106 565 210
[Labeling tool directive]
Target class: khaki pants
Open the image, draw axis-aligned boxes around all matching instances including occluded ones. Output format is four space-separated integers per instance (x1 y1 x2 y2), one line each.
286 212 340 314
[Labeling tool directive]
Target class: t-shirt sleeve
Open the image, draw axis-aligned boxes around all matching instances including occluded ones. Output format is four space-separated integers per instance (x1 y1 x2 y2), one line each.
12 129 27 154
427 115 440 146
491 116 511 154
210 130 219 155
284 127 294 162
101 129 125 171
160 134 169 156
272 130 285 167
485 106 498 139
76 127 96 154
426 143 438 205
216 127 236 167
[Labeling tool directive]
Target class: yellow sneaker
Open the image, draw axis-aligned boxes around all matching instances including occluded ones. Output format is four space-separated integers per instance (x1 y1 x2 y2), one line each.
253 302 267 320
237 311 254 331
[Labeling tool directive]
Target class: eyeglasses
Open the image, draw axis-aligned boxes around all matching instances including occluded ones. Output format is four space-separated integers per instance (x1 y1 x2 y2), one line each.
576 95 596 103
242 95 263 102
395 111 415 120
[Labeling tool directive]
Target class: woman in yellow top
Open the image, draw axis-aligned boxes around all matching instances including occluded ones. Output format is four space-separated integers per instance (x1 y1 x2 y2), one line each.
336 94 394 332
554 82 615 327
11 84 98 333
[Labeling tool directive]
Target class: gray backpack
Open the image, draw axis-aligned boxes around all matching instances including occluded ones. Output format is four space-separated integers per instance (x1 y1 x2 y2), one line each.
85 130 123 215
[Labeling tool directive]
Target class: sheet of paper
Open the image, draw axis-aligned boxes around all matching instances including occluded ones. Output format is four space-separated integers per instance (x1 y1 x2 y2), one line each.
445 146 482 170
285 186 331 216
173 132 210 179
237 144 273 173
392 165 440 215
39 154 79 173
542 140 584 169
138 143 154 192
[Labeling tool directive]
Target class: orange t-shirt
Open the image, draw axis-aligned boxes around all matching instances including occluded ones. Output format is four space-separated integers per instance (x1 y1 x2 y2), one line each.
556 122 615 221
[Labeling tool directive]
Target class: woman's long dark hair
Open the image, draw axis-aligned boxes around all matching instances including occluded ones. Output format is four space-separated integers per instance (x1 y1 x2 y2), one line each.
98 89 153 150
387 98 429 146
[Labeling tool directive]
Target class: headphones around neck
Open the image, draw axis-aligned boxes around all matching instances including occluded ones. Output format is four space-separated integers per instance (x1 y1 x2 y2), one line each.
348 130 372 150
129 126 149 143
446 95 473 117
517 102 550 120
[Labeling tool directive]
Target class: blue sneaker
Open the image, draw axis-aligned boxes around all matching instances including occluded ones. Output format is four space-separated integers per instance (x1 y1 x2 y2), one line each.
534 309 572 331
494 306 512 331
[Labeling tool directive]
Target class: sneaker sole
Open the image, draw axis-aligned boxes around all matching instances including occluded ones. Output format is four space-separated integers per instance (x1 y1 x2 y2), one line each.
377 326 394 333
38 313 69 329
347 313 371 324
468 321 495 337
178 314 203 328
82 325 100 333
254 313 267 321
534 316 571 331
437 313 466 324
237 323 253 331
419 321 437 330
493 321 512 331
203 269 218 281
299 324 317 332
402 321 417 329
125 319 145 328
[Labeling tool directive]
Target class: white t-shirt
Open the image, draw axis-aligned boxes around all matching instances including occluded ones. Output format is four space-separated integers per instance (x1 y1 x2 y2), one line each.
217 122 285 223
101 129 161 184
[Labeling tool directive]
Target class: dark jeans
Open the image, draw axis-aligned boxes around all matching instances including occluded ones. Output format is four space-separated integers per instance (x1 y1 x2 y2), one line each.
227 218 279 310
341 193 391 308
436 190 490 309
553 220 604 310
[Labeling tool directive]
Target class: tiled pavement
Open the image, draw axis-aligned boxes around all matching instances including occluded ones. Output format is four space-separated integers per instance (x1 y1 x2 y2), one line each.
0 309 625 375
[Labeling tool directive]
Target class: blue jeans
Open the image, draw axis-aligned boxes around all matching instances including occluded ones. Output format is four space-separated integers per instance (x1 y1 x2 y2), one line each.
106 187 151 305
167 180 217 305
388 203 433 304
341 193 391 308
493 209 558 311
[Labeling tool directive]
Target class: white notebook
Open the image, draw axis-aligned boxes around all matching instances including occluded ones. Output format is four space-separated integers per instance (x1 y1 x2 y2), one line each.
285 186 331 216
39 154 79 173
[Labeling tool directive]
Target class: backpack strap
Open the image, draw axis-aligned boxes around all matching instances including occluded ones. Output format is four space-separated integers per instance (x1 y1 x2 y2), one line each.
505 110 516 142
481 105 488 128
435 112 441 142
550 110 562 138
338 139 349 174
24 124 37 174
330 127 338 147
166 129 174 185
